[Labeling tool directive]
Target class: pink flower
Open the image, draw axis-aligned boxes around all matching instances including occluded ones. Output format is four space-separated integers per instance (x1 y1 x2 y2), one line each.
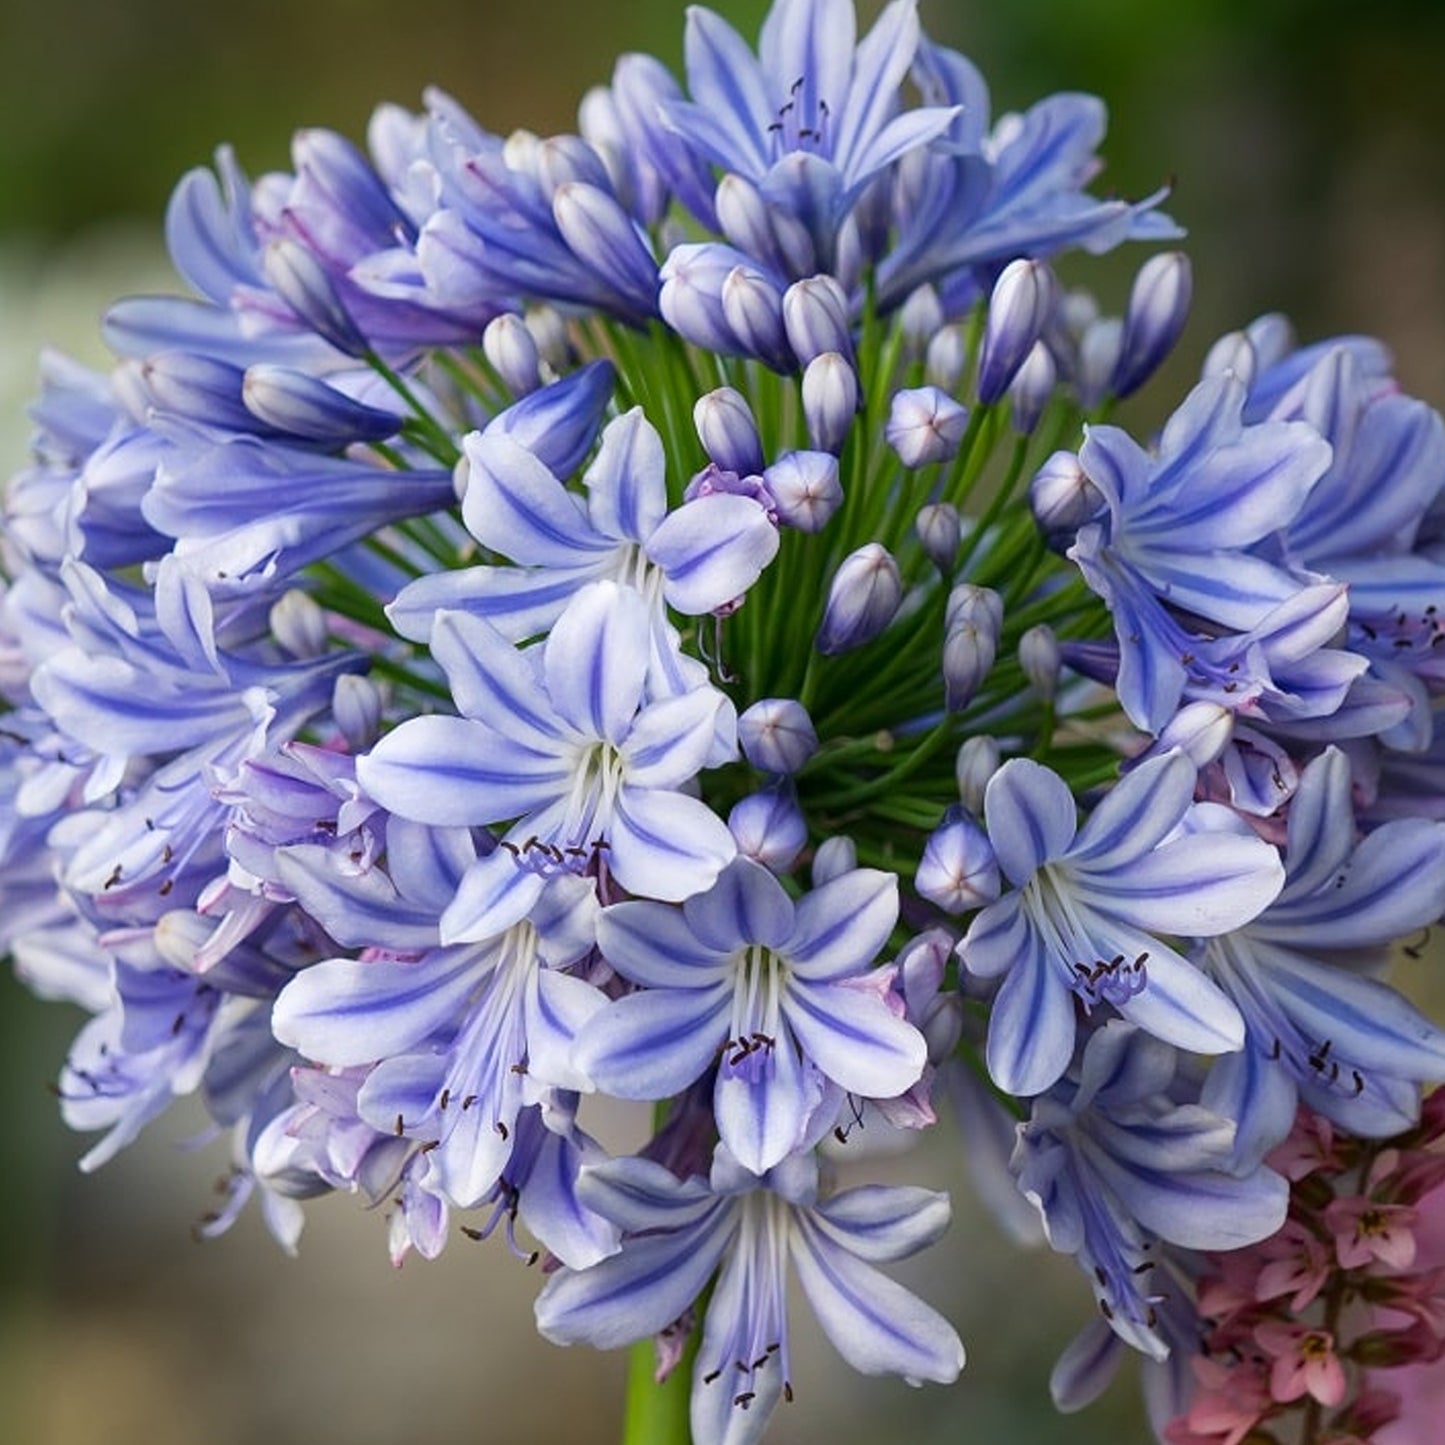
1255 1319 1347 1407
1255 1216 1332 1310
1266 1110 1342 1181
1165 1356 1272 1445
1325 1197 1418 1271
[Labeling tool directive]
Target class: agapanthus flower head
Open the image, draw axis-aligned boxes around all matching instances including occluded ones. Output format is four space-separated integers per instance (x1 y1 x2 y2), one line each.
10 3 1445 1441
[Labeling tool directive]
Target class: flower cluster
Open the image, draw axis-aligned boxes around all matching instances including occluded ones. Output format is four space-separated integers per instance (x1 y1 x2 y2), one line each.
1166 1097 1445 1445
7 1 1445 1442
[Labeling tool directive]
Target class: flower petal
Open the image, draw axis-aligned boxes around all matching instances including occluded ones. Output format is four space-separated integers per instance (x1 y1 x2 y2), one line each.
792 1213 965 1383
577 982 732 1100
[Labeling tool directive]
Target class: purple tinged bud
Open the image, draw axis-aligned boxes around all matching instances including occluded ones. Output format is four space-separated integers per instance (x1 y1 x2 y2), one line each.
682 462 773 510
1029 450 1105 536
763 449 842 531
263 239 368 355
728 781 808 873
943 622 997 712
242 364 402 444
738 698 818 775
801 351 858 453
915 503 962 573
659 245 737 354
943 587 1001 711
955 735 1000 813
715 173 816 278
139 352 252 430
926 324 967 390
916 811 1000 914
816 542 902 655
1112 252 1192 397
1008 341 1057 435
812 835 856 886
886 386 969 467
486 359 615 477
334 673 383 752
525 306 571 371
1201 329 1257 389
945 583 1003 635
978 260 1055 404
1019 623 1061 701
536 135 612 194
900 285 945 355
552 182 659 317
1153 702 1235 768
482 314 542 396
782 275 854 367
270 589 328 659
721 265 791 370
694 388 764 476
1075 317 1123 409
1247 312 1297 370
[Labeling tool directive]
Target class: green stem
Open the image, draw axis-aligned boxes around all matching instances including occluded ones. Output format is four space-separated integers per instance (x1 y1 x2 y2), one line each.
621 1335 695 1445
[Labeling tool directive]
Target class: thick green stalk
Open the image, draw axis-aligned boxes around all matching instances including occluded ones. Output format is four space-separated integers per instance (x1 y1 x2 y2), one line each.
621 1335 696 1445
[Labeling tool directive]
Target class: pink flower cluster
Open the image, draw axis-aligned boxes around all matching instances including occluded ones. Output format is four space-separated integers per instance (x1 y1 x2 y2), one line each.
1167 1095 1445 1445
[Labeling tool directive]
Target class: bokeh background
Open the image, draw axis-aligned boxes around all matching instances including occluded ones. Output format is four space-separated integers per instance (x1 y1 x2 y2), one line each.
4 1 1445 1441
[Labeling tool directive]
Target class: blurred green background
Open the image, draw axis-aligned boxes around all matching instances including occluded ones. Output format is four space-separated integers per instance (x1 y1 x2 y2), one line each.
3 1 1445 1442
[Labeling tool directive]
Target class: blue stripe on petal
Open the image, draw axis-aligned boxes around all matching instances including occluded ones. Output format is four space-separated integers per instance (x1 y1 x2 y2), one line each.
576 983 731 1100
791 1213 965 1383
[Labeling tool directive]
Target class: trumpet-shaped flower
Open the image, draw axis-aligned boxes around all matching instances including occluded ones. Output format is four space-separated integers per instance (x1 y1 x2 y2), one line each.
535 1147 963 1445
578 855 923 1174
358 582 738 942
959 751 1284 1097
659 0 959 269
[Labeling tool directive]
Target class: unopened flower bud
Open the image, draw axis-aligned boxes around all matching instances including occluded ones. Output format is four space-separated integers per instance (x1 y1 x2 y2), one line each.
1019 623 1061 701
482 314 542 396
553 182 659 318
728 781 808 873
537 134 611 192
783 275 853 367
943 617 998 712
486 357 615 477
886 386 969 467
955 734 1001 813
801 351 859 453
925 324 967 391
1201 329 1257 389
812 834 856 886
270 589 328 659
721 265 791 371
764 449 842 532
525 306 571 371
1075 316 1123 409
659 244 739 356
816 542 902 655
694 387 764 476
334 673 384 752
945 582 1003 635
141 352 251 430
243 364 402 444
1113 252 1192 397
1247 311 1296 371
915 503 961 573
716 173 815 278
1029 450 1105 536
978 260 1055 404
899 285 945 355
738 698 818 775
916 810 1001 914
263 239 367 356
1008 340 1057 435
